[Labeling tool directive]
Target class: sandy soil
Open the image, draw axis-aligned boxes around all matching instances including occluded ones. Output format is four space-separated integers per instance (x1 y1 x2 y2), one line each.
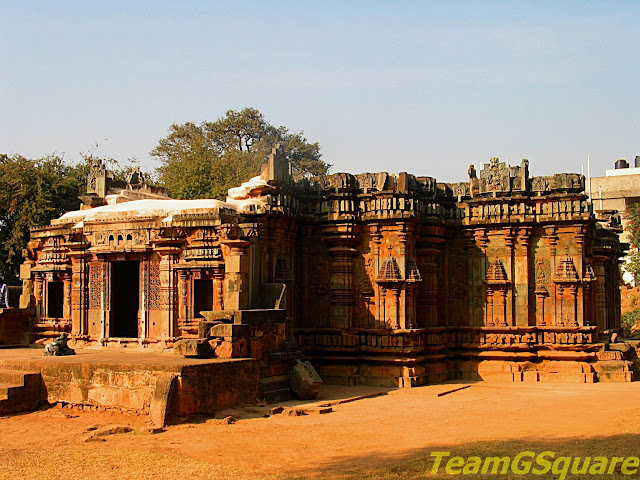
621 286 640 314
1 381 640 480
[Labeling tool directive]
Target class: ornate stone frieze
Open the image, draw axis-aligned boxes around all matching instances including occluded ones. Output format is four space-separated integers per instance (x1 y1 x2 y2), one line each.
94 229 148 246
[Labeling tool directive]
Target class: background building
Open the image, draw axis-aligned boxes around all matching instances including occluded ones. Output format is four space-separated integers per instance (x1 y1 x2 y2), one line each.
589 157 640 284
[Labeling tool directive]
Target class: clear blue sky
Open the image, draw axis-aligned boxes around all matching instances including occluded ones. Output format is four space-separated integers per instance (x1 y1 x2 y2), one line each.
1 1 638 181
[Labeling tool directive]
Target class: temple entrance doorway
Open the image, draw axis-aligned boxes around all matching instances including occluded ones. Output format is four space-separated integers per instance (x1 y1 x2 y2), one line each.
47 281 64 318
193 279 213 318
110 261 140 338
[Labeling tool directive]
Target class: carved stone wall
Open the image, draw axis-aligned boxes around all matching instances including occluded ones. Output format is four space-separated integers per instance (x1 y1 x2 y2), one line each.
25 156 625 385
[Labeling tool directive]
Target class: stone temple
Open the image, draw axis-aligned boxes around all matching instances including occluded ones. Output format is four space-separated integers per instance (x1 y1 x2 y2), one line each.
18 147 630 395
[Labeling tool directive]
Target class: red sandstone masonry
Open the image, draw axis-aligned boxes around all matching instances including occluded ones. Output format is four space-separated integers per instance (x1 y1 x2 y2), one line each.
0 351 259 417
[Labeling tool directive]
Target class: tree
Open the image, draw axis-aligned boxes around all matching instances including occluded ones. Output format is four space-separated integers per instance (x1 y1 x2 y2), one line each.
624 203 640 284
0 151 155 283
0 154 88 283
151 108 330 199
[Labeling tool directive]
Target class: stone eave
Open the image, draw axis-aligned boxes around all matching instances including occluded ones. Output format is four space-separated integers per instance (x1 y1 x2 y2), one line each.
30 226 73 237
87 245 153 254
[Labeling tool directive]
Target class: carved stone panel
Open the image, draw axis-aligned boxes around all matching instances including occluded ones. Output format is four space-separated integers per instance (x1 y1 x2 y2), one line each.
89 262 102 310
148 263 163 310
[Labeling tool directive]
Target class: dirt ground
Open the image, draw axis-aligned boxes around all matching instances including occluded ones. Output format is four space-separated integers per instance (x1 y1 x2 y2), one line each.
621 286 640 314
1 381 640 480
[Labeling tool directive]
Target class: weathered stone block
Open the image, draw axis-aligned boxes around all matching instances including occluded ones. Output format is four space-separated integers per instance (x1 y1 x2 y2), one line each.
150 373 176 427
209 323 250 338
290 360 322 400
173 339 211 358
215 340 242 358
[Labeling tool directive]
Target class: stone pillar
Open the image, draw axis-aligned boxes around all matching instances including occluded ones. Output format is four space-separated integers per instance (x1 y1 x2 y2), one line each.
213 266 225 311
503 227 516 327
323 223 359 329
485 289 494 326
472 229 489 327
156 249 179 338
34 273 44 318
63 272 72 319
370 225 382 328
535 288 547 326
568 284 578 326
574 224 586 326
494 286 508 327
177 270 189 328
379 286 387 328
69 253 89 338
556 284 565 326
139 260 149 340
543 226 558 325
390 287 402 329
296 226 313 328
416 240 440 328
397 226 409 329
101 259 110 340
514 227 531 326
221 239 252 310
582 270 593 327
326 245 358 329
593 257 607 331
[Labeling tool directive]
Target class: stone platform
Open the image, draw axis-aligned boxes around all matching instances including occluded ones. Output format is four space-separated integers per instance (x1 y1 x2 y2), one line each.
0 347 260 420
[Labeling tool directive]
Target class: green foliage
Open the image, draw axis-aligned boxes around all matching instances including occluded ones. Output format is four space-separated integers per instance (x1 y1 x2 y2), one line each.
625 204 640 284
0 154 87 283
152 108 330 199
622 308 640 334
0 151 153 284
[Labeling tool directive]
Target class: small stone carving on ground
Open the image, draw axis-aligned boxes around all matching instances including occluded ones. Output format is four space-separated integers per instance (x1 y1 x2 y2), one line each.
83 424 133 442
44 333 76 356
290 360 323 400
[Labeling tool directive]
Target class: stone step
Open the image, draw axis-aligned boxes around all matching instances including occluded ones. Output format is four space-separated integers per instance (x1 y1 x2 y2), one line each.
259 374 290 390
259 374 292 403
0 370 43 415
0 370 39 386
262 387 293 404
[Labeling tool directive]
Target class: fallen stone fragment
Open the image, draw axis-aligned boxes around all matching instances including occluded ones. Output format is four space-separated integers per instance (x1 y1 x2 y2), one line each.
282 406 332 416
269 406 284 416
139 426 165 434
88 424 133 438
206 415 237 425
216 409 244 419
290 360 323 400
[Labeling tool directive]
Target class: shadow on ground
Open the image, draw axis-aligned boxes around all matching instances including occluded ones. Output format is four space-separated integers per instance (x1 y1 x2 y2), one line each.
305 434 640 480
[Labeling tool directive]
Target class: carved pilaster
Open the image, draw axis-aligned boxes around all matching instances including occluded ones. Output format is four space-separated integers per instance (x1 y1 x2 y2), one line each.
514 226 531 326
370 224 382 328
323 223 359 329
554 254 580 326
503 227 516 326
469 228 488 327
177 270 189 329
416 226 442 328
68 249 89 339
221 239 252 310
62 272 72 319
34 273 44 319
485 259 509 326
592 256 607 331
